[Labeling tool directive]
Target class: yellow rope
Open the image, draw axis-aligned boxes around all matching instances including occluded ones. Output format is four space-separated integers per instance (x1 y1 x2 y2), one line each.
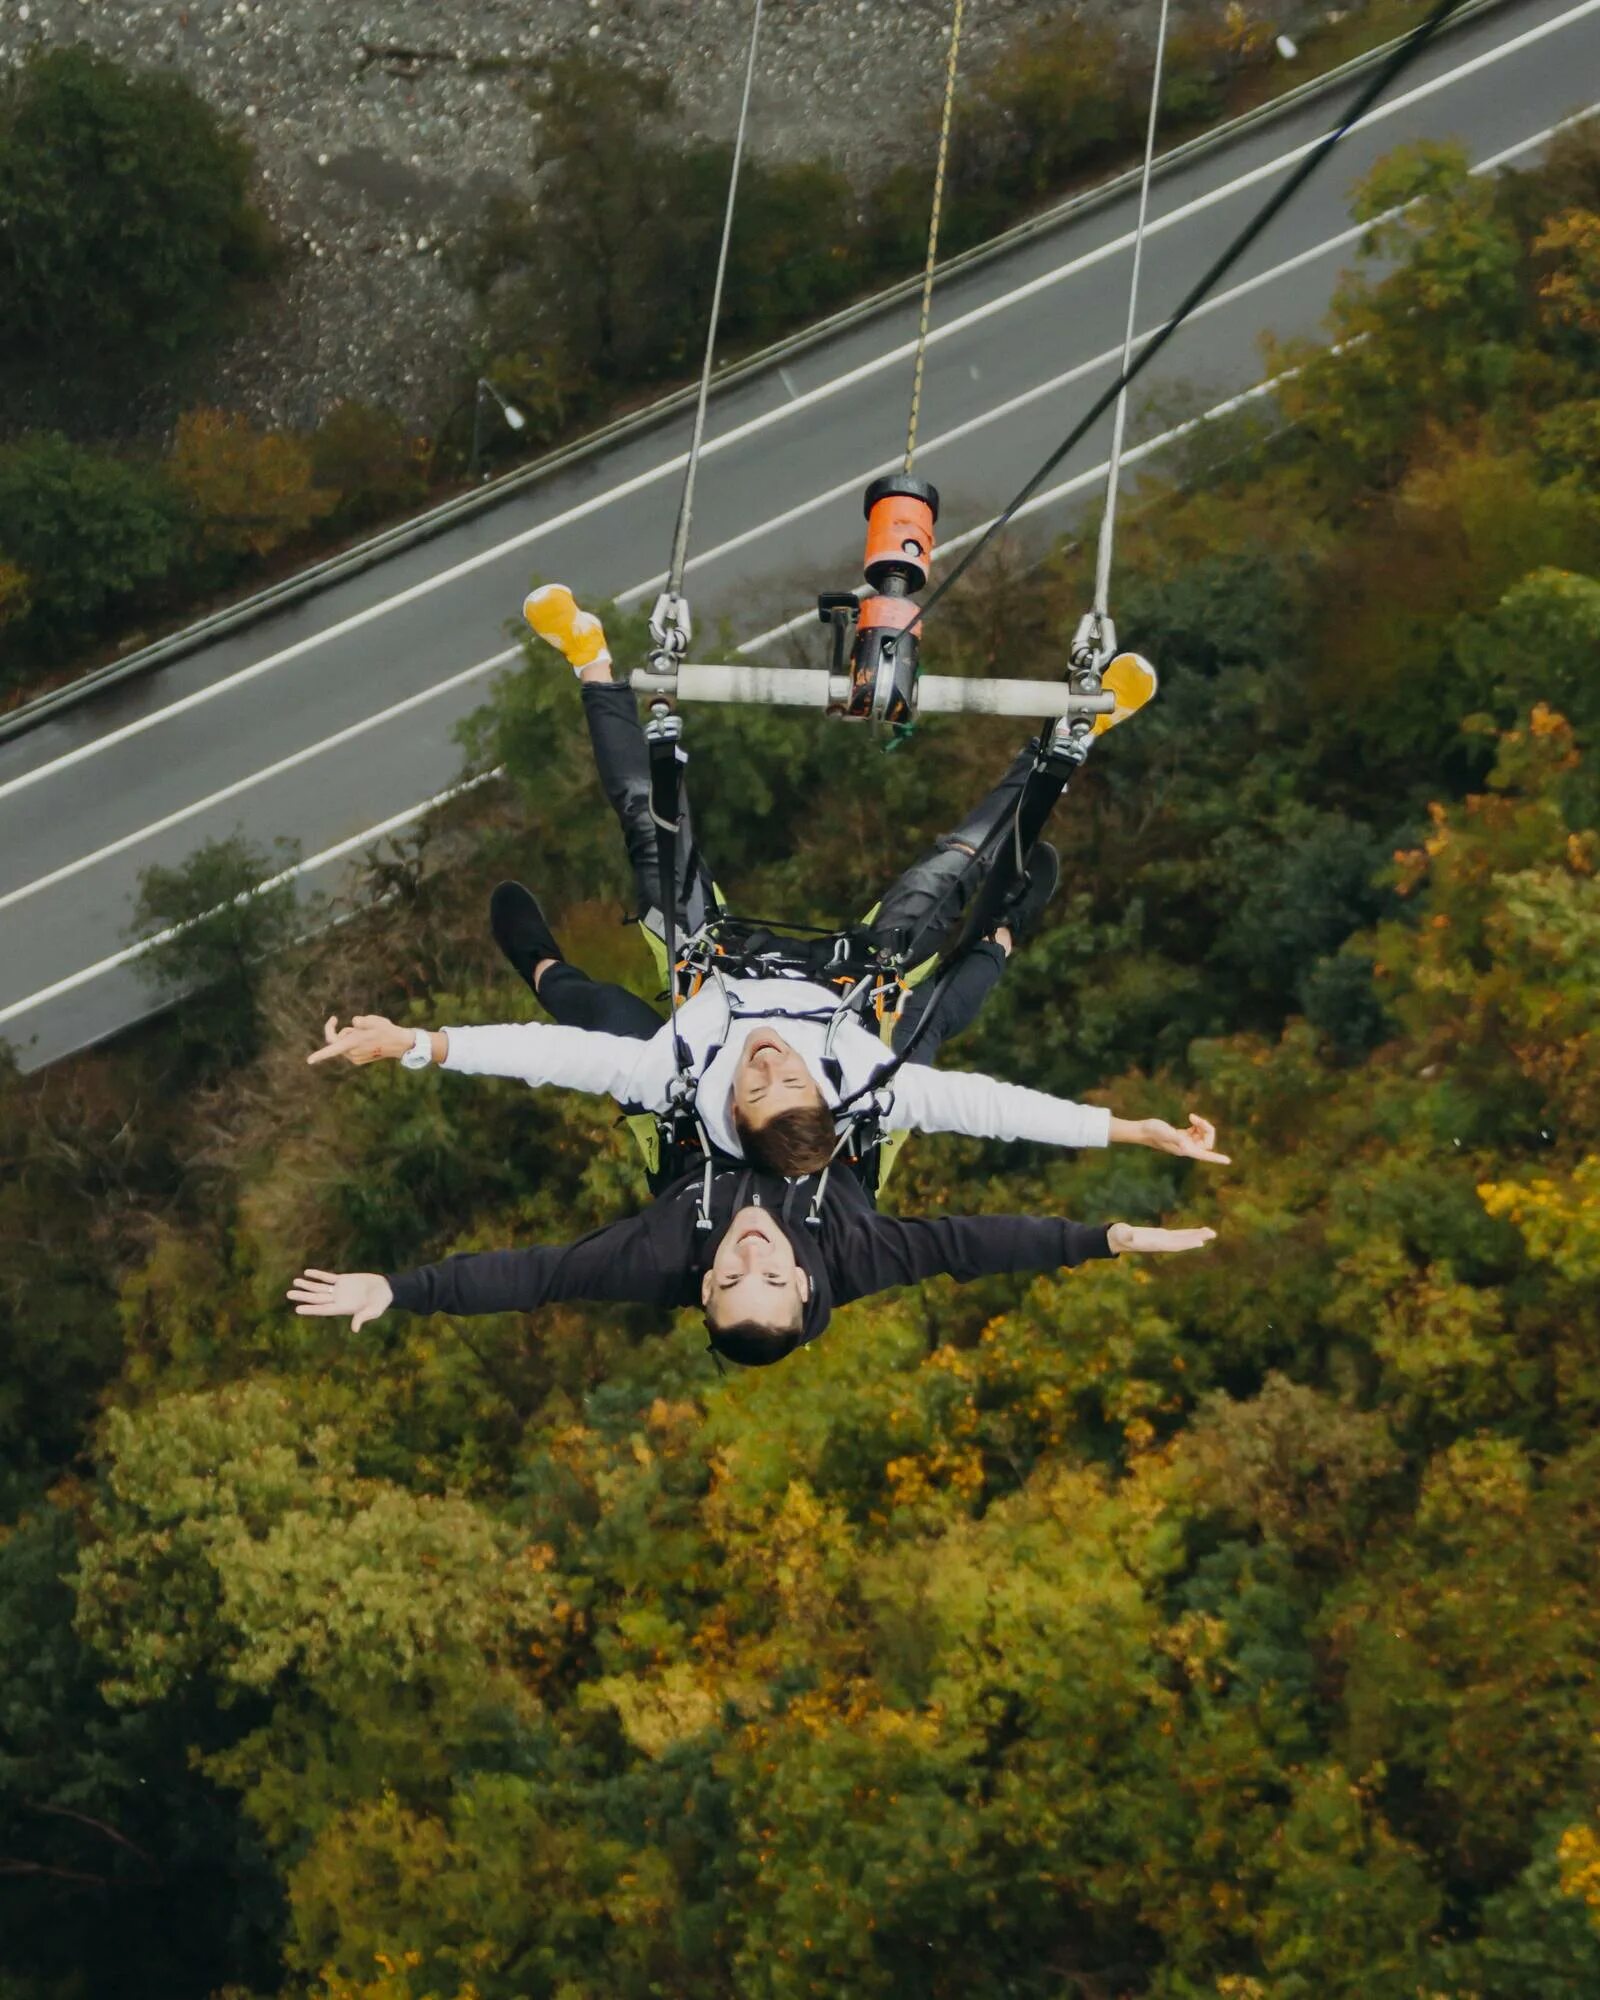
904 0 966 473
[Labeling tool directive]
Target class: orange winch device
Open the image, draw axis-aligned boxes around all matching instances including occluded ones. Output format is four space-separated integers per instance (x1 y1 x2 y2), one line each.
818 474 940 723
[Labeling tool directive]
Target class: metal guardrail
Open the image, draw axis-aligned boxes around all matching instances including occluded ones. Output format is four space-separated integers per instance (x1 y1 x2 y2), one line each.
0 0 1508 747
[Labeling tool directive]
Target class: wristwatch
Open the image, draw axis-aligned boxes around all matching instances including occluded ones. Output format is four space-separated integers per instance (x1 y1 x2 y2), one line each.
400 1028 435 1070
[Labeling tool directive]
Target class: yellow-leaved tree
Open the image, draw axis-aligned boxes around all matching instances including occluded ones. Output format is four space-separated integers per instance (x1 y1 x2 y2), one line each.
169 407 333 564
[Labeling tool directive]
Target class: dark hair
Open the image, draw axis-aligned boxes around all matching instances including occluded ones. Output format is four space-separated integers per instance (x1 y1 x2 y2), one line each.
734 1100 839 1176
705 1318 804 1368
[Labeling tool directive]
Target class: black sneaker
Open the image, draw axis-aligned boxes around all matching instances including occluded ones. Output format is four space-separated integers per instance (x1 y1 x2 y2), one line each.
490 881 562 993
995 842 1061 949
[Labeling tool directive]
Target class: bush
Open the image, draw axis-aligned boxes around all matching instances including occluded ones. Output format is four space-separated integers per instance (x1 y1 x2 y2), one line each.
469 56 881 452
169 407 333 570
310 400 430 531
0 44 277 386
0 430 189 677
130 833 303 1069
947 21 1134 227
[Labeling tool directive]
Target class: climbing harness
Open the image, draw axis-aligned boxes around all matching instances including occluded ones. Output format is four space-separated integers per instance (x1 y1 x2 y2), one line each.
628 864 936 1198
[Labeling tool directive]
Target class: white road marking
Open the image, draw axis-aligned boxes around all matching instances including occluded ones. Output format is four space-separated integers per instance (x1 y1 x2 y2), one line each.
0 771 504 1028
6 98 1586 922
0 0 1593 807
3 98 1594 1033
0 243 1336 921
0 378 1304 1032
0 651 519 914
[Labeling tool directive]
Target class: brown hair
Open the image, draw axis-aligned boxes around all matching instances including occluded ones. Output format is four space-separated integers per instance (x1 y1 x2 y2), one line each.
733 1101 839 1176
705 1318 804 1368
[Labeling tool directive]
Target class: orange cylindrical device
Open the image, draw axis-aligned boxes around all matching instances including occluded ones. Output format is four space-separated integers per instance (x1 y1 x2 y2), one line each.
862 474 939 593
857 594 921 637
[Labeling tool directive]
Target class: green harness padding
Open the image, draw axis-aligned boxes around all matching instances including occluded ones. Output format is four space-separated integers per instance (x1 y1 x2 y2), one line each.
625 900 933 1190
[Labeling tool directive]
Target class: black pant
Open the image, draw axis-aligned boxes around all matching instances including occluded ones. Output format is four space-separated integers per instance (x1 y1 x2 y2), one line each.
580 680 1034 966
536 681 1028 1060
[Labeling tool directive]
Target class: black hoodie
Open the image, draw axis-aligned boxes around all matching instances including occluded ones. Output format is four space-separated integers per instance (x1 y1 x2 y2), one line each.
386 1164 1112 1342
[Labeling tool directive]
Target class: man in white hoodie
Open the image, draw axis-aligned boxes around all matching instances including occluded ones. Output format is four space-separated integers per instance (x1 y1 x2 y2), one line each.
313 590 1226 1181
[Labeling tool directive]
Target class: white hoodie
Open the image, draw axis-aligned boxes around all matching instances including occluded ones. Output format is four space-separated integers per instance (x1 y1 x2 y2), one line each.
439 974 1110 1159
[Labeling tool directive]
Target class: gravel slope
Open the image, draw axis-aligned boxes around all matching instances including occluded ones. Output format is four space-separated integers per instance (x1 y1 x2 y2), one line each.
2 0 1130 426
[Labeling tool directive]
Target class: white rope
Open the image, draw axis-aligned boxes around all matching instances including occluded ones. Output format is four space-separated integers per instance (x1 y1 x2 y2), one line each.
905 0 967 472
665 0 766 601
1092 0 1171 625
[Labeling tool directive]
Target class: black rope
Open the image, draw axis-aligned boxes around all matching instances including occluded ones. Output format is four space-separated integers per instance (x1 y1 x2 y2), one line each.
909 0 1470 634
647 726 694 1080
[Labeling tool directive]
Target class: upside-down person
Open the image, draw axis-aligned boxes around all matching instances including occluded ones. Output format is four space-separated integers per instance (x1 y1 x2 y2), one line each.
288 1158 1218 1369
312 588 1230 1185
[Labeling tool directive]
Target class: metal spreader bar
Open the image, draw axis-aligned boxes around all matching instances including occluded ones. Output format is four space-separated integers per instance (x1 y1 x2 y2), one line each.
630 664 1114 722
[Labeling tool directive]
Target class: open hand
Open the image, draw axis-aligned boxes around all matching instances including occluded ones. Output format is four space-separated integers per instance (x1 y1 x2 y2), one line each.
308 1014 412 1067
286 1269 393 1329
1138 1114 1229 1165
1108 1224 1217 1255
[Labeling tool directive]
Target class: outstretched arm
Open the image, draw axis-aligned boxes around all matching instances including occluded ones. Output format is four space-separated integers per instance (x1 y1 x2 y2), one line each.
308 1013 675 1111
882 1065 1229 1163
836 1208 1215 1305
288 1209 697 1328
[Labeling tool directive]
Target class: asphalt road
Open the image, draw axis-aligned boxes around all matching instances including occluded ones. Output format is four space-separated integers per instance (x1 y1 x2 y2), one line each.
3 0 1597 1070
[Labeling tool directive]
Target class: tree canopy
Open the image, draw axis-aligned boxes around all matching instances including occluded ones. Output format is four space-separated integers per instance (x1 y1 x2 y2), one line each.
0 44 276 382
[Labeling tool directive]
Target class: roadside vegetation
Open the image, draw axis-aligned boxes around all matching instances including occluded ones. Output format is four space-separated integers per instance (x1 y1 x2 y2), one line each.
2 0 1443 708
2 133 1598 1996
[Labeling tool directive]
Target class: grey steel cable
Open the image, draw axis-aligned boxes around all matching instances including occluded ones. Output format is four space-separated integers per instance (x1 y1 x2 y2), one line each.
664 0 767 604
1092 0 1171 626
905 0 968 471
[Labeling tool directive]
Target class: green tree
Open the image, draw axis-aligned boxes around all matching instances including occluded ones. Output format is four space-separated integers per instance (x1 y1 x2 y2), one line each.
130 832 303 1068
0 554 29 634
0 430 189 676
1272 142 1525 483
0 1503 282 1996
0 44 276 382
472 57 877 440
310 401 430 531
1455 564 1600 741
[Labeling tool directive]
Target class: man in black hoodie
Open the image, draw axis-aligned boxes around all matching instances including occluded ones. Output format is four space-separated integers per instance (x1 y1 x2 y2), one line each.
287 1164 1216 1366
